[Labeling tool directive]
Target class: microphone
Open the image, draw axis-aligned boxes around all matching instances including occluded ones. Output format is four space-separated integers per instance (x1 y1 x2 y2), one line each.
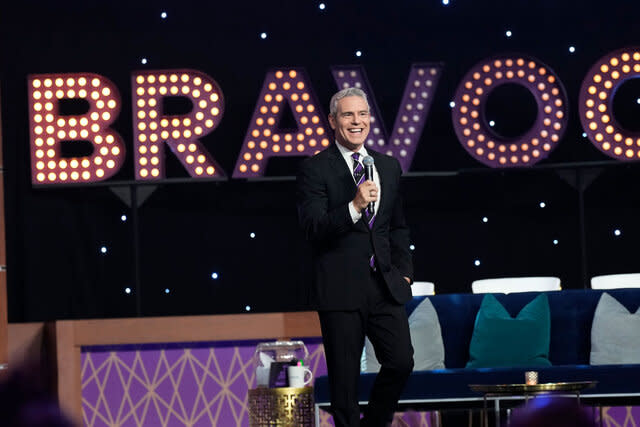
362 156 375 215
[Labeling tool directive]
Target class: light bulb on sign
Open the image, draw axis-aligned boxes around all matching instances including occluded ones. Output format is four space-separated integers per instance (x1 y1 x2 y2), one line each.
474 259 481 266
211 272 219 279
100 246 107 254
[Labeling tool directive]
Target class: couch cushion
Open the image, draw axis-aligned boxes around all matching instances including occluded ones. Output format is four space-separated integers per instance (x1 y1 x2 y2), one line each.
364 297 445 372
591 292 640 365
407 289 640 368
315 290 640 409
466 294 551 368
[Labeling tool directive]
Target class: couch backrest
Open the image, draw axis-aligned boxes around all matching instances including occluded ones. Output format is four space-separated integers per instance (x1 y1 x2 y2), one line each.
406 289 640 369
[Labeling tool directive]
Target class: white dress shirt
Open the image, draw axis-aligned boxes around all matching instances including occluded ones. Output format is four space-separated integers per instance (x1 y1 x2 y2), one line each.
335 142 381 224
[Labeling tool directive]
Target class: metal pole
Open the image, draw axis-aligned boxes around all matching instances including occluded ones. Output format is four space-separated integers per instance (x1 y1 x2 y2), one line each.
577 170 588 288
131 184 142 316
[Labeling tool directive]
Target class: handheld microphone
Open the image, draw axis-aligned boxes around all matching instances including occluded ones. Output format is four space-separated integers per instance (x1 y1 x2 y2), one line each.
362 156 375 215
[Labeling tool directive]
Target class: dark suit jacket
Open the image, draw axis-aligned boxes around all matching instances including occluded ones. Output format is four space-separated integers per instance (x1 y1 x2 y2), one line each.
296 143 413 311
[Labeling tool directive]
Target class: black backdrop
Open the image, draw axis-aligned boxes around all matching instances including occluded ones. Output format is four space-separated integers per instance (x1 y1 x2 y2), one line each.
1 0 639 321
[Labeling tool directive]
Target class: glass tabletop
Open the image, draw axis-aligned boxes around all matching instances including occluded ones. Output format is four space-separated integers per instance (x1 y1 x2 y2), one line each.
469 381 597 394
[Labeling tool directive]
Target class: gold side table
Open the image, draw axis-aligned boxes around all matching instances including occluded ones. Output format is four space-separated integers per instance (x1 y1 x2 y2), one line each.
248 386 314 426
469 381 597 427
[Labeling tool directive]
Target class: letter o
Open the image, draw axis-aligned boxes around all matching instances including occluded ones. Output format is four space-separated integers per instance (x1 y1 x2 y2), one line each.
452 55 569 167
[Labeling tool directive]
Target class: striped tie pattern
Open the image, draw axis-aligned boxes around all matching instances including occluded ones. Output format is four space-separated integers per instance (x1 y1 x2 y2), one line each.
352 153 376 270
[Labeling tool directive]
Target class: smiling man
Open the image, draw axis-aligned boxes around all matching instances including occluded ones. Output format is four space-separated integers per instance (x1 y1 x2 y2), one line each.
297 87 414 427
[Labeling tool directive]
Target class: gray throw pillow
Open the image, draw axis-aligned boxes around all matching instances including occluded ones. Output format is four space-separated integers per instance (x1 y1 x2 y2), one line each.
591 292 640 365
363 297 445 372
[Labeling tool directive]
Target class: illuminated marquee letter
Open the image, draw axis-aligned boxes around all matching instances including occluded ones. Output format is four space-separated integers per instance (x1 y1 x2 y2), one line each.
132 69 226 179
331 64 442 172
579 47 640 160
232 69 330 178
28 73 125 184
452 56 569 167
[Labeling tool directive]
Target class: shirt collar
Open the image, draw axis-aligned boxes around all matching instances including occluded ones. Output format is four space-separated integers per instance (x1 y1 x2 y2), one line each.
335 141 368 163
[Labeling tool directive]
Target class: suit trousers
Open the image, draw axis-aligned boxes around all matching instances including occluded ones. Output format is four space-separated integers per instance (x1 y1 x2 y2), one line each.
318 270 414 427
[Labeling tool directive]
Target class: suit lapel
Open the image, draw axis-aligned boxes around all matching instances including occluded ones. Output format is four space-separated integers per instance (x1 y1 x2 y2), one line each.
328 143 355 189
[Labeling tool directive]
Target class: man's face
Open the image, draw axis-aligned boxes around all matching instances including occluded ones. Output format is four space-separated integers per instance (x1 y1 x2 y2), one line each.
329 95 370 151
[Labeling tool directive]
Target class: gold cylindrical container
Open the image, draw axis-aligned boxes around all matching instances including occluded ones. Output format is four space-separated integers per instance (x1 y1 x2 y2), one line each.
248 386 314 426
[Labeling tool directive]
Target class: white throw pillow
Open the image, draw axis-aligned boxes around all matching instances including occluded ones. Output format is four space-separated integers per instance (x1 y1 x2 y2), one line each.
363 297 445 372
591 292 640 365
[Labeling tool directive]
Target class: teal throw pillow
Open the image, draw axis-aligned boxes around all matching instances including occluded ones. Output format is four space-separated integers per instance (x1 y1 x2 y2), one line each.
466 293 551 368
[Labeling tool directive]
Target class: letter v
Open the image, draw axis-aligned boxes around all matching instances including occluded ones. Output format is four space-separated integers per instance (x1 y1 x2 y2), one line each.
331 64 443 172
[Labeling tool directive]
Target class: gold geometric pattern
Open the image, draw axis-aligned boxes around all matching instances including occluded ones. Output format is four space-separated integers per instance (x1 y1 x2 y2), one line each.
600 406 640 427
319 409 434 427
390 412 432 427
82 347 255 426
82 342 640 427
81 340 328 427
318 406 640 427
248 387 314 426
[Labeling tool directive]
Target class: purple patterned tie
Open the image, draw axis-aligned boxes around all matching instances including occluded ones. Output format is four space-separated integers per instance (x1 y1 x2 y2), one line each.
352 153 376 269
352 152 365 186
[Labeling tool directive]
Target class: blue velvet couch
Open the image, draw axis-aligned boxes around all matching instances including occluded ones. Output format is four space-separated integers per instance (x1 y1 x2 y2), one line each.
314 289 640 413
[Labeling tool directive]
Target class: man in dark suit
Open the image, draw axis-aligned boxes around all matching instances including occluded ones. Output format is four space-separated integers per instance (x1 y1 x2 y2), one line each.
297 87 414 427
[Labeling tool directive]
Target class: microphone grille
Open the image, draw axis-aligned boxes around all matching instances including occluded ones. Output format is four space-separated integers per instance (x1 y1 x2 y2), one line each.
362 156 374 166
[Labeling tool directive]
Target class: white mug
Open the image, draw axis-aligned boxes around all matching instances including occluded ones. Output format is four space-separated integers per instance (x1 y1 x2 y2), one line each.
287 365 313 388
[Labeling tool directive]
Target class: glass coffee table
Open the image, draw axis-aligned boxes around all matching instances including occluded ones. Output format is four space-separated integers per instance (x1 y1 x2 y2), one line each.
469 381 597 427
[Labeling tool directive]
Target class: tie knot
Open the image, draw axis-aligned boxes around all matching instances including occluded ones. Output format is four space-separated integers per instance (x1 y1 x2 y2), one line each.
352 152 360 161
